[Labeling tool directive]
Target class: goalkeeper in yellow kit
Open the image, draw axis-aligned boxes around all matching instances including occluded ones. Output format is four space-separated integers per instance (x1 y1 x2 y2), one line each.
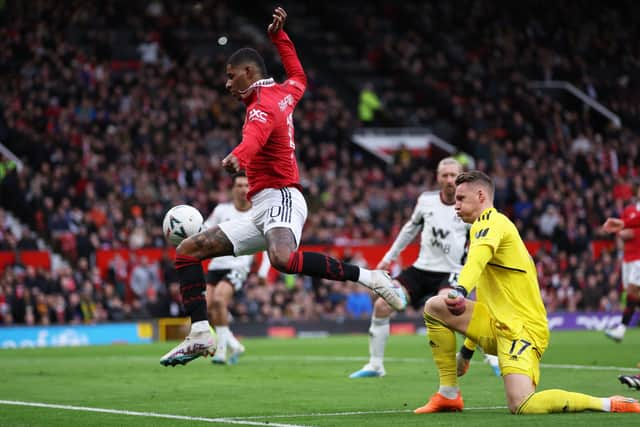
415 170 639 415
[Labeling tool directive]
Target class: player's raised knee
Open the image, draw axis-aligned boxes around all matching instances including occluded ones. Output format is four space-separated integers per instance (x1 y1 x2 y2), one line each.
423 294 447 317
268 246 294 272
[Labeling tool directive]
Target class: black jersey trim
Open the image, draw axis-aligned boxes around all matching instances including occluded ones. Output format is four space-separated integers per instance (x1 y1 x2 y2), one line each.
487 262 527 273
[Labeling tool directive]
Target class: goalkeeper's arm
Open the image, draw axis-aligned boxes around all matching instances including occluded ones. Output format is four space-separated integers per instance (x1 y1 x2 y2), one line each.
456 338 477 377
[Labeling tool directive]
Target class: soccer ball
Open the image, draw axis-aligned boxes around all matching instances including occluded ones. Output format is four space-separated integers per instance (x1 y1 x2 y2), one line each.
162 205 204 246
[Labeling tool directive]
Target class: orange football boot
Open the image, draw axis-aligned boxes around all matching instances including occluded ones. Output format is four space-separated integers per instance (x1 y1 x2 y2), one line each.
414 392 464 414
610 395 640 413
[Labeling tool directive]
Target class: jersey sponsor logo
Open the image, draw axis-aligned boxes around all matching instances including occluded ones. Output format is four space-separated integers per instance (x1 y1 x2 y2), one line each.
248 108 268 123
475 228 490 238
431 227 450 239
430 227 452 254
278 94 294 111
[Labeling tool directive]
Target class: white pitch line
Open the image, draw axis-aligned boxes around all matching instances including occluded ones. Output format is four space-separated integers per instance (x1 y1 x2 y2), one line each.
0 400 312 427
228 406 509 420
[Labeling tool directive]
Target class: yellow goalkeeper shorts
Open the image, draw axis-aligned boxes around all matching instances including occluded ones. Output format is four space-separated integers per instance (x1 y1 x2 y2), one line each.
465 301 547 386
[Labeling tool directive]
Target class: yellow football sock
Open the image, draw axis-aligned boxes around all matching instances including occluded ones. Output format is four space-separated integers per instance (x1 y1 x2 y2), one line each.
424 312 457 387
518 389 603 414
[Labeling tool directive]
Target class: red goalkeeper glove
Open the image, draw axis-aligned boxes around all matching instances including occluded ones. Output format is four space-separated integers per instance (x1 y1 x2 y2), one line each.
445 287 467 316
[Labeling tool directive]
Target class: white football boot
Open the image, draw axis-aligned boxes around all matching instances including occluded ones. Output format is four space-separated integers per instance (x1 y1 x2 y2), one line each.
365 270 407 311
212 343 245 365
160 329 216 367
349 363 386 378
605 324 626 342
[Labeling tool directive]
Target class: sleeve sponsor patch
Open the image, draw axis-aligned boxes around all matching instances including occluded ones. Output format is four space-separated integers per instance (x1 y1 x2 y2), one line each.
248 108 269 123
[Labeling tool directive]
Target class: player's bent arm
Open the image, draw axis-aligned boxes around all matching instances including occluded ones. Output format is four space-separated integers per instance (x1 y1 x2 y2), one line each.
457 244 494 295
382 219 422 263
232 108 275 168
270 30 307 88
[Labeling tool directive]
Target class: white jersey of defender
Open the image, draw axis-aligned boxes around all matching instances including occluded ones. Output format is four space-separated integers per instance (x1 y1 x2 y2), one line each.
382 191 469 273
204 203 254 272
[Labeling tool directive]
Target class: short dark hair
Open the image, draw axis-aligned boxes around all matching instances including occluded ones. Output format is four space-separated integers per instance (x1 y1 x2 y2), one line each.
227 48 267 77
231 171 247 185
455 170 494 194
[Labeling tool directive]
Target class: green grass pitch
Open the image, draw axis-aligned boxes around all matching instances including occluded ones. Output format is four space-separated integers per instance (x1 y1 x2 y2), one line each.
0 329 638 426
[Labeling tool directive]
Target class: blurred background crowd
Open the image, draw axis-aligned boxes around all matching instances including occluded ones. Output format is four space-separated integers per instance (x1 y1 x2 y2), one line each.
0 0 638 325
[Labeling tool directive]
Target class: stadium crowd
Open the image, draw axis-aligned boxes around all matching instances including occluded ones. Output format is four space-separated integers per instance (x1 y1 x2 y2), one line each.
0 0 639 325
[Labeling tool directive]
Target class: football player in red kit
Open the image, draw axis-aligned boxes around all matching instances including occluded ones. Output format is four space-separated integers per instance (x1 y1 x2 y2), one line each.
603 185 640 343
160 7 406 366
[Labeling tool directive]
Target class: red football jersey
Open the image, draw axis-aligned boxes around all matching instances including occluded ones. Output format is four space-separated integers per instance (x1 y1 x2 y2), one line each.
232 30 306 200
622 202 640 262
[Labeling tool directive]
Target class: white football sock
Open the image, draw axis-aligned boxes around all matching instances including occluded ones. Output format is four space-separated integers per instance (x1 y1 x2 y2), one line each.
191 320 210 333
227 331 243 351
358 268 372 287
439 386 459 400
602 398 611 412
215 325 231 353
368 316 390 368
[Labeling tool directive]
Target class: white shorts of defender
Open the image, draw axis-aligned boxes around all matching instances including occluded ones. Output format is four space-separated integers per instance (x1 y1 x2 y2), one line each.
622 260 640 289
219 187 308 256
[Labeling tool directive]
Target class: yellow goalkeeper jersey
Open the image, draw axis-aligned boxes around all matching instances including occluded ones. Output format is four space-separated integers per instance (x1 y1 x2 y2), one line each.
459 207 549 345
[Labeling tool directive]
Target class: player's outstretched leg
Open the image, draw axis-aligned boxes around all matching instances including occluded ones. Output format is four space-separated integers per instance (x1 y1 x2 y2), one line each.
350 296 395 378
619 374 640 390
283 251 406 310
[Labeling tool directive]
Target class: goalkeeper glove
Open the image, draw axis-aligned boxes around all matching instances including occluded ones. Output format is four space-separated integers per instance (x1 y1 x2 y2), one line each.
445 286 467 315
456 344 475 377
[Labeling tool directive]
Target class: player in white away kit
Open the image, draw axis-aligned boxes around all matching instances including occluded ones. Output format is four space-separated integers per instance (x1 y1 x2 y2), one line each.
203 172 270 365
350 158 500 378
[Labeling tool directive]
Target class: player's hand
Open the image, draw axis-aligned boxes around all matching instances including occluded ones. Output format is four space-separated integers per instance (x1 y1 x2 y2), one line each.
456 352 471 377
222 153 240 173
376 258 391 271
268 7 287 34
602 217 624 234
445 288 466 316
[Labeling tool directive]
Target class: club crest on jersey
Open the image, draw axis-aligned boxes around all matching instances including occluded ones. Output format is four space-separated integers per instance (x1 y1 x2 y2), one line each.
248 108 268 123
278 94 294 111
